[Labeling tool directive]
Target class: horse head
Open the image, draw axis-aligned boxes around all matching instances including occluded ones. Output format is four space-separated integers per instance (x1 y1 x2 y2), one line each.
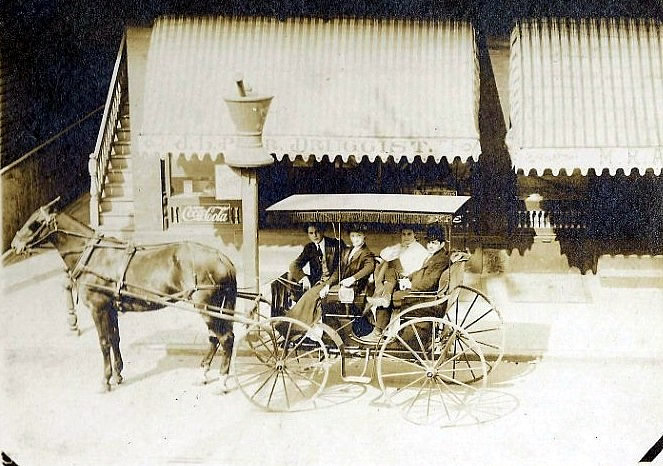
11 197 61 254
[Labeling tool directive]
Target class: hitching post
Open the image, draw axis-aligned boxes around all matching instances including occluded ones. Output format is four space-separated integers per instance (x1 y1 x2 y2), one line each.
223 75 274 293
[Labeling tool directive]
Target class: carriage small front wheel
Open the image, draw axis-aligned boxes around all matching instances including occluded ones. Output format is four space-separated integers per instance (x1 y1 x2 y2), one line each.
233 316 330 412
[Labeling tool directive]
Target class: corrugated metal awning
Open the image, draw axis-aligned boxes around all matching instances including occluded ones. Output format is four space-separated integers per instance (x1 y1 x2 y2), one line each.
506 18 663 175
140 16 481 164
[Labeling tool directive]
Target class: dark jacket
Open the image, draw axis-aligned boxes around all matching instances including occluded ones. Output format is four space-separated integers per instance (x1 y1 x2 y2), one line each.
289 236 344 285
328 243 375 293
408 248 450 292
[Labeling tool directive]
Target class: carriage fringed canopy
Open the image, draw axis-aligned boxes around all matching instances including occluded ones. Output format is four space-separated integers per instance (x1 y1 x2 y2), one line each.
140 16 481 164
506 18 663 176
266 194 472 224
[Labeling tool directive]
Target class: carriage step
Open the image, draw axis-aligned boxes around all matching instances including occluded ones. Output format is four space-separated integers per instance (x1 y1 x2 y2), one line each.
119 115 130 129
101 199 134 215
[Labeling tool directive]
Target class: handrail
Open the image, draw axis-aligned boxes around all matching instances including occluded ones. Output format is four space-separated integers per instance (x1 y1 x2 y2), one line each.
0 105 104 175
92 33 126 156
89 33 127 228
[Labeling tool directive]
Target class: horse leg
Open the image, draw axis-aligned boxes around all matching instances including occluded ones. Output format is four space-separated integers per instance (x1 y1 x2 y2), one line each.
90 306 113 392
109 308 123 385
216 329 235 393
200 330 220 384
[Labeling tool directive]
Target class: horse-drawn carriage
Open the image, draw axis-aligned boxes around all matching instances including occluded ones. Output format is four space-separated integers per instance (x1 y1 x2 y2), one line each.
9 194 503 426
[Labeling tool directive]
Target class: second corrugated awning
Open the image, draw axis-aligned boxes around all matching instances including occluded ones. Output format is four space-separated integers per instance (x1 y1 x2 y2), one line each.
506 18 663 175
139 16 481 163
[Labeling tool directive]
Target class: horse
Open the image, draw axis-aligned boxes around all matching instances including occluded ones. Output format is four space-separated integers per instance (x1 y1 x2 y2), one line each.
10 198 238 392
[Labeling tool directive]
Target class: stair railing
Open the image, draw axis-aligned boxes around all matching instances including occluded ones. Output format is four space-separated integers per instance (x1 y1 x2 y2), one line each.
89 34 127 228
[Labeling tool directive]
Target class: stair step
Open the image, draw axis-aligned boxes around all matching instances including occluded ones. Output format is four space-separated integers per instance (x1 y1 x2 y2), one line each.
102 186 133 199
115 128 131 142
98 228 135 240
99 215 135 231
112 142 131 156
101 199 134 215
106 169 131 184
109 156 132 170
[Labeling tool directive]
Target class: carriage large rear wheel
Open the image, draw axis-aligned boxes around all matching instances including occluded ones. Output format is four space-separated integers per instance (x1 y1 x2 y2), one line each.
445 285 505 382
377 318 487 426
233 316 330 412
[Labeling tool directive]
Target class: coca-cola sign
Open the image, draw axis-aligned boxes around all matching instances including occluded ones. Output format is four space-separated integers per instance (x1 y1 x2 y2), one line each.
180 205 232 223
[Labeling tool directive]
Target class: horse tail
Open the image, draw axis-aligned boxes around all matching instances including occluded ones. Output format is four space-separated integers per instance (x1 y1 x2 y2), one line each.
214 250 237 312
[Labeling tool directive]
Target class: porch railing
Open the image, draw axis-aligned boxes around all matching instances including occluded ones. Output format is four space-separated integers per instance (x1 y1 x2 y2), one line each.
513 208 586 232
88 34 127 228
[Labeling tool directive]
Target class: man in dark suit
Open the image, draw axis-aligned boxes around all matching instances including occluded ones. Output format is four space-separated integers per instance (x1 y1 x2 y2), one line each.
288 223 344 290
287 226 374 328
361 225 449 344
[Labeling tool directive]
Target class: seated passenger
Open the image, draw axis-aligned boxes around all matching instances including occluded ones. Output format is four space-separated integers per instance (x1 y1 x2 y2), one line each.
288 222 344 290
372 226 429 289
286 225 375 329
360 225 449 344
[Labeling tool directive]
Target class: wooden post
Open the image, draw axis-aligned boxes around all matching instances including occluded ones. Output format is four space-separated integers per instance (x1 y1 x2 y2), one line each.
241 168 260 293
63 268 80 335
88 153 99 228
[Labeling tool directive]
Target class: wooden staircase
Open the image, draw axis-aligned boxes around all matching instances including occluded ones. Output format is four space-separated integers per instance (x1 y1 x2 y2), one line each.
89 35 135 237
99 99 134 235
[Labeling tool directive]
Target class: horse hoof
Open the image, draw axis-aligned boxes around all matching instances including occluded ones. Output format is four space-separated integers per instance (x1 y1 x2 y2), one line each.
113 375 123 385
99 383 111 393
201 368 212 385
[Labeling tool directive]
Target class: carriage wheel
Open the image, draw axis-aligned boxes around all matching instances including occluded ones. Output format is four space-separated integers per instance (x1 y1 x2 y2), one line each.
377 318 487 426
244 298 273 362
233 316 330 412
444 285 505 382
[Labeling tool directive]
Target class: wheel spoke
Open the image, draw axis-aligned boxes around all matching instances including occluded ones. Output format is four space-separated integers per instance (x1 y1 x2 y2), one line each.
403 378 428 415
435 379 453 418
395 334 429 368
281 370 290 410
235 366 273 384
379 369 425 379
283 369 308 398
380 352 426 370
426 379 433 419
394 373 427 395
247 331 277 360
464 309 494 331
412 324 432 364
457 337 494 373
266 371 280 408
459 293 480 327
436 376 467 405
285 367 324 388
285 345 323 363
249 370 277 400
437 371 481 391
467 327 501 335
279 322 294 360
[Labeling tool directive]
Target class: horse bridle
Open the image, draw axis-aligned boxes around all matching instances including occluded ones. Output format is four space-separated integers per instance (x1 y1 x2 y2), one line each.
16 207 60 252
